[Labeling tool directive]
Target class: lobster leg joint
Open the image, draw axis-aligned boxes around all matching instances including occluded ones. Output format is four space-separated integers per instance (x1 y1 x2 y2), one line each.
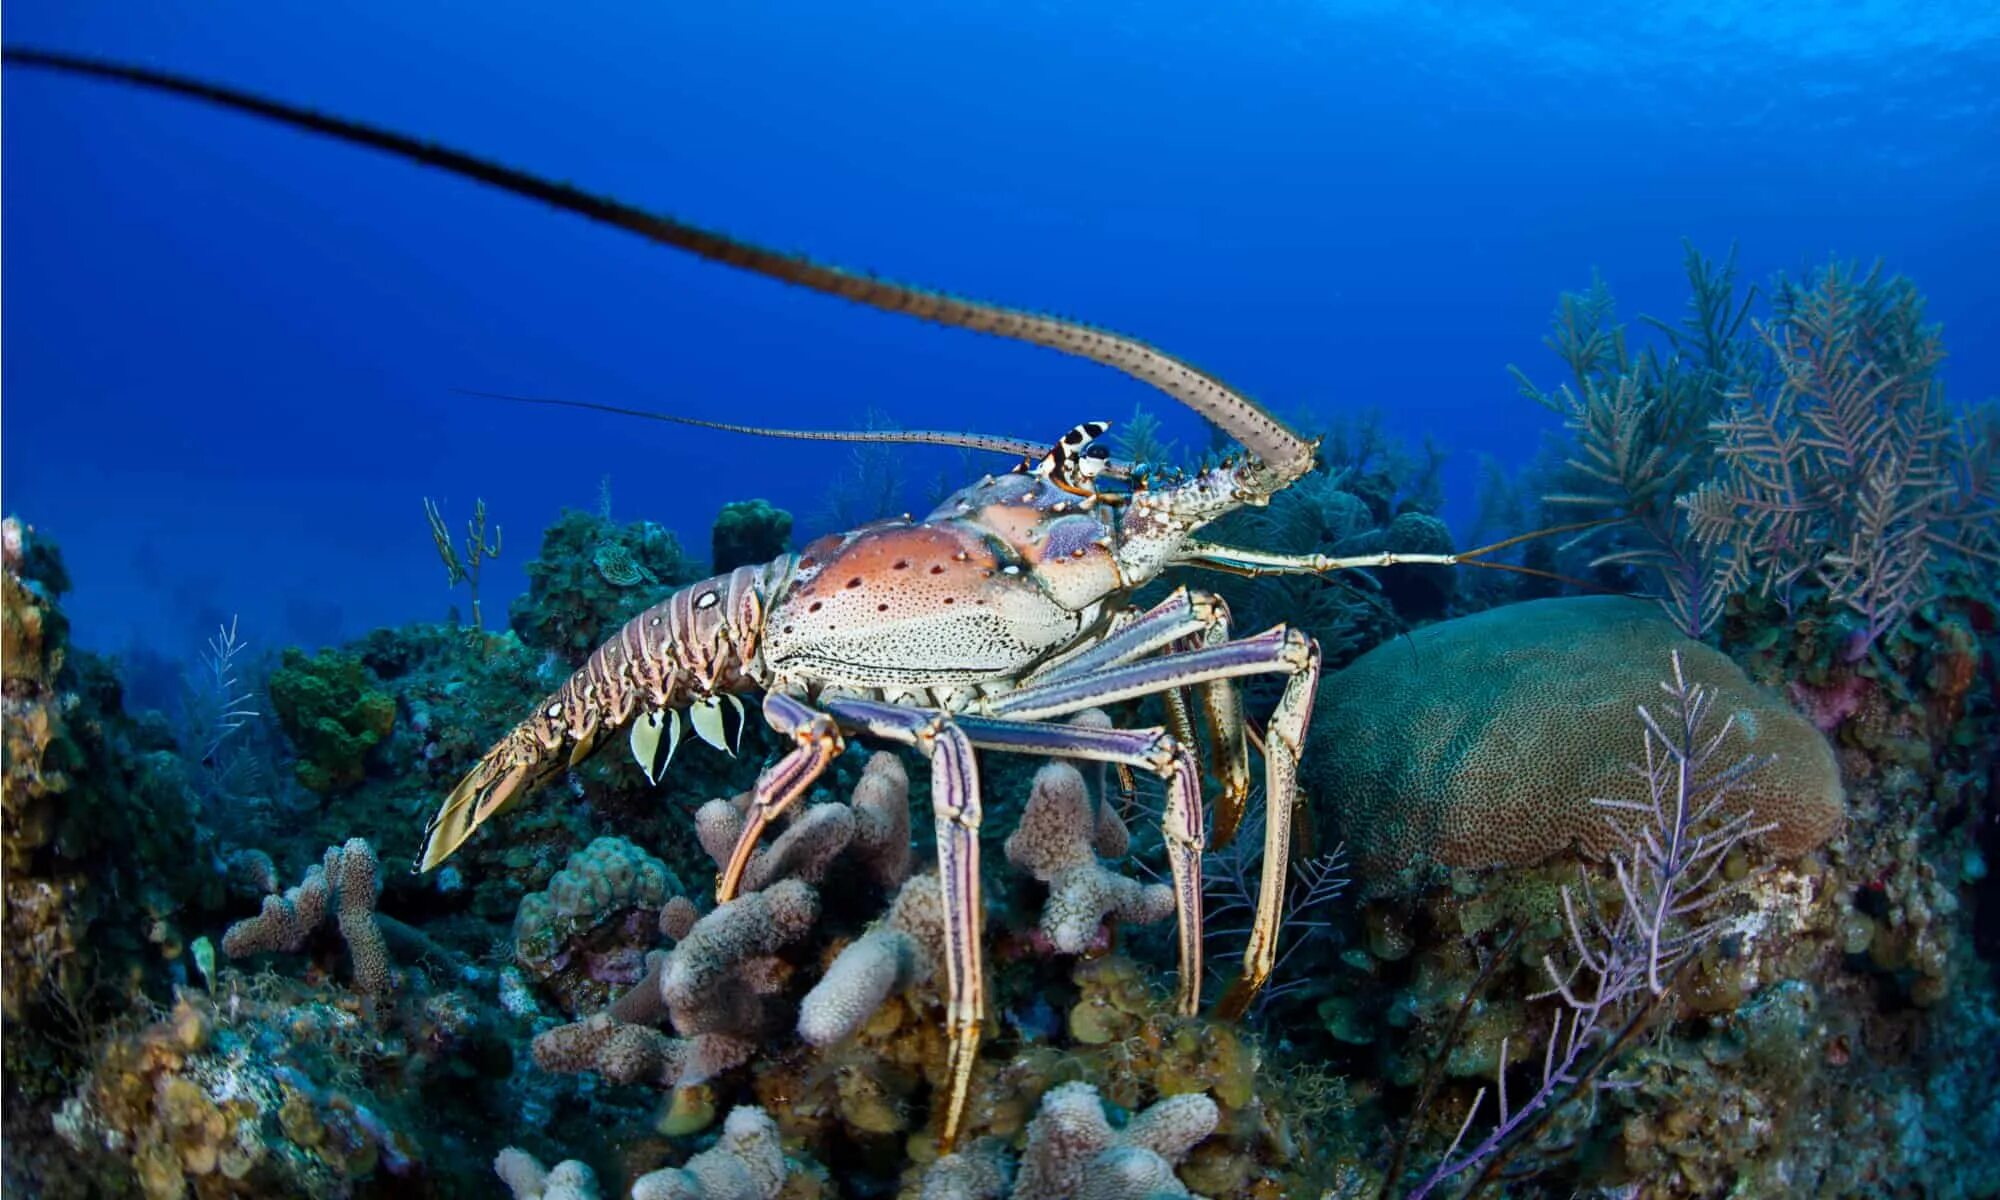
716 692 843 902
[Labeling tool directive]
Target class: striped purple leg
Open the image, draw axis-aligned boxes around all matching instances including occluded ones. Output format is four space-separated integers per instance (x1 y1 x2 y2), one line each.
715 692 843 902
1025 587 1254 848
954 715 1207 1015
983 624 1322 1019
816 698 984 1153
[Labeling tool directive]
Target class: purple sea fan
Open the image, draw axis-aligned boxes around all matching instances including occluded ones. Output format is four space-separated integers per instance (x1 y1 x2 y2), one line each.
1407 651 1774 1199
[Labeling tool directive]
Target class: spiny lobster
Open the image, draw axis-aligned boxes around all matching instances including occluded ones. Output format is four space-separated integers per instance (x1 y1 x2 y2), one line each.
9 48 1581 1149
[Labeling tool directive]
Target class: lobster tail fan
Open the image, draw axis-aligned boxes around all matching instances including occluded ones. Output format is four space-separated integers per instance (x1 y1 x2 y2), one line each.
5 48 1317 482
417 724 558 872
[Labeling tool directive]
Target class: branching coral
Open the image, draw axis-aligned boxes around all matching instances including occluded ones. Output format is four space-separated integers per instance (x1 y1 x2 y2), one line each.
494 1148 601 1200
630 1105 794 1200
1680 260 1997 654
797 872 944 1046
533 880 820 1087
221 837 392 1000
925 1081 1220 1200
695 752 910 893
1003 762 1175 953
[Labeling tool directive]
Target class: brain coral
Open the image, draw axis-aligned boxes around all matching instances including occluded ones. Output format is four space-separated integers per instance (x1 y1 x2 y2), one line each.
1303 596 1843 891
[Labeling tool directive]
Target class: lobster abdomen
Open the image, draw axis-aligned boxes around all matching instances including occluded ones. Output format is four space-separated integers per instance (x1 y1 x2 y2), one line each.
418 558 792 871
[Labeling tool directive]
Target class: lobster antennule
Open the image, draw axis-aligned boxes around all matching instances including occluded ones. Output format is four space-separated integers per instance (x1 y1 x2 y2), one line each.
454 388 1142 478
5 48 1316 482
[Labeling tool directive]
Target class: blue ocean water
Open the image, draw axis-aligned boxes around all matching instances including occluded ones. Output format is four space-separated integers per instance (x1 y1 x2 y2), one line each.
4 0 1996 660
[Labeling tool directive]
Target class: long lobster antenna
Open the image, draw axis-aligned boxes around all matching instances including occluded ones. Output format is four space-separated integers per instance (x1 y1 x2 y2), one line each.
454 388 1136 480
5 47 1317 484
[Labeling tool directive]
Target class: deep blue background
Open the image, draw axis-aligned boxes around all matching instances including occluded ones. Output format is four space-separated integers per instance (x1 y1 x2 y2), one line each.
6 2 1996 661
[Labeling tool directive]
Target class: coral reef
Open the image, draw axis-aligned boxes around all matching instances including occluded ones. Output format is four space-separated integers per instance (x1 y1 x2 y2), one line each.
221 837 393 1001
8 236 1994 1199
712 499 794 573
1307 595 1845 890
267 647 397 794
51 978 455 1199
511 507 701 662
2 519 225 1168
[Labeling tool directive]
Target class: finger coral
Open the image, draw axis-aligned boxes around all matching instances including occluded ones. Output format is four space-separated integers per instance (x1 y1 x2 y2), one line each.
1004 762 1175 952
1305 595 1844 892
630 1105 793 1200
494 1148 602 1200
534 880 820 1088
221 837 392 999
925 1081 1219 1200
797 872 944 1046
695 750 912 892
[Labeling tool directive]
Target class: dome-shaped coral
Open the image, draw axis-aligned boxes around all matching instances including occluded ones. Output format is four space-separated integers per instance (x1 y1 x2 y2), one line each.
1304 596 1844 892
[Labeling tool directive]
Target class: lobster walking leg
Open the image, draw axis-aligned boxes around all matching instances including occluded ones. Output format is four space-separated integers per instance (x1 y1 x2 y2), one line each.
1178 604 1254 852
715 692 845 902
821 699 985 1153
985 624 1321 1018
954 715 1207 1015
1215 634 1320 1019
1022 586 1220 684
1025 588 1255 848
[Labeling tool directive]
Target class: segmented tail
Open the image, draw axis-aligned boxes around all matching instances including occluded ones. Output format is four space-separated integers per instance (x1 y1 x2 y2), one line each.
417 562 780 871
419 720 567 871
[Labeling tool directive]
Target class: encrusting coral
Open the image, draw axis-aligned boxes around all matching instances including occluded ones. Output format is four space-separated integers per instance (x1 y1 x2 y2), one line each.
1307 595 1845 890
515 834 684 1013
220 837 393 1000
54 984 430 1199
